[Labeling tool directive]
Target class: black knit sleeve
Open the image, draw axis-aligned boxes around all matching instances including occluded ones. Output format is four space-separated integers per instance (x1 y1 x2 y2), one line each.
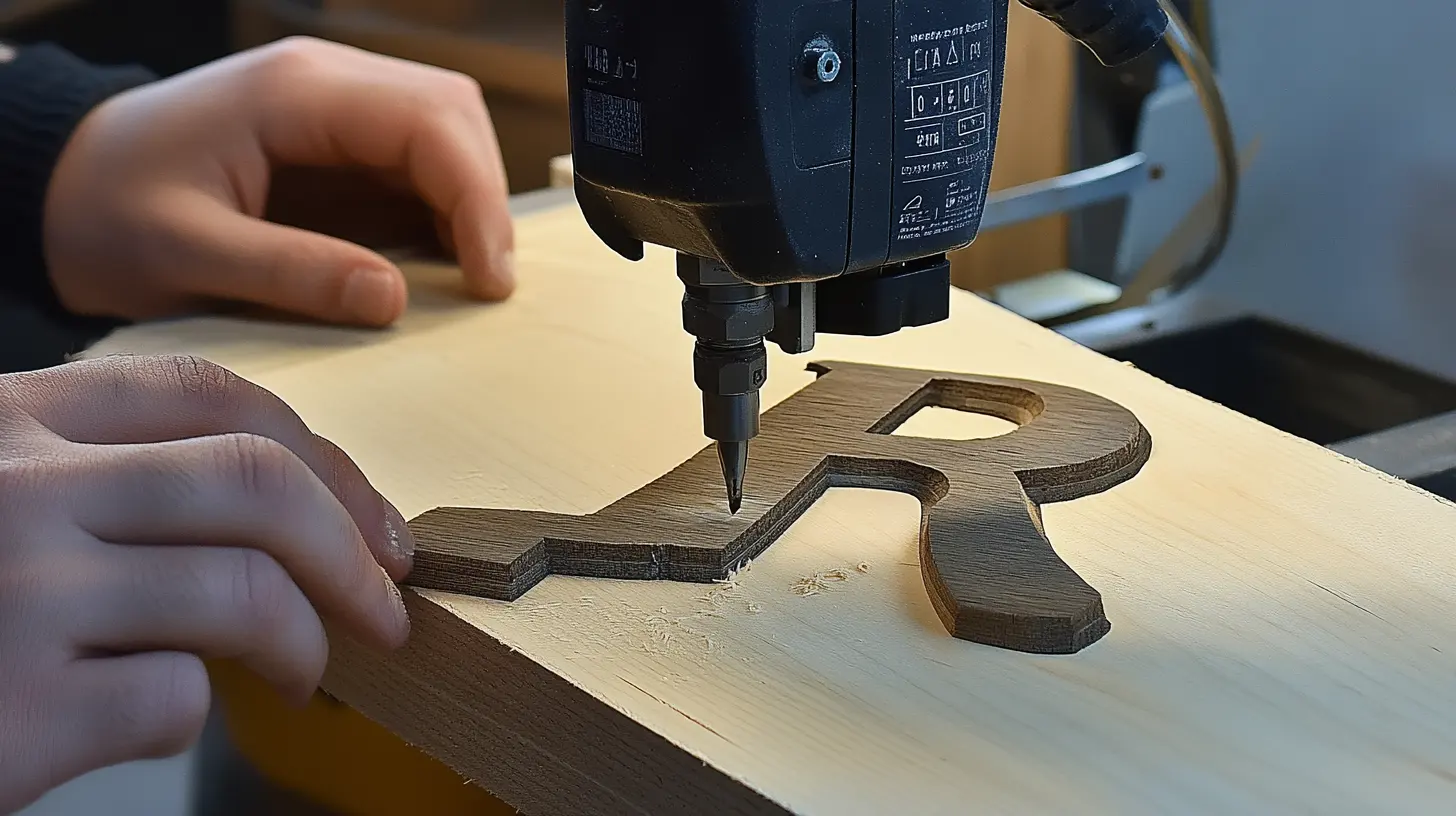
0 41 156 336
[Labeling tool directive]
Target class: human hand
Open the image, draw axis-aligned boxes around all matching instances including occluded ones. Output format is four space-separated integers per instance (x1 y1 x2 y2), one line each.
0 354 414 813
42 36 515 328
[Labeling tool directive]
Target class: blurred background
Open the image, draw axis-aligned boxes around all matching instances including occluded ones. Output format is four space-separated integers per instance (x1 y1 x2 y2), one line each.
0 0 1201 364
5 0 1456 812
0 0 570 188
0 0 1194 278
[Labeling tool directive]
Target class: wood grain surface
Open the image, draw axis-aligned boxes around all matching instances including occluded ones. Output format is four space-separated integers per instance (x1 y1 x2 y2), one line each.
84 198 1456 815
409 361 1152 654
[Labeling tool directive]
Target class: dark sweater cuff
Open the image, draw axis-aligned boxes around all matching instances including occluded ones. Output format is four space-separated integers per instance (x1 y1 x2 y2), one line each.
0 42 156 339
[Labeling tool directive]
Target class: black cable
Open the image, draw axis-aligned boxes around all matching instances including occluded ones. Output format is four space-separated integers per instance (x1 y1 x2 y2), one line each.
1018 0 1169 67
1156 0 1238 294
1020 0 1237 300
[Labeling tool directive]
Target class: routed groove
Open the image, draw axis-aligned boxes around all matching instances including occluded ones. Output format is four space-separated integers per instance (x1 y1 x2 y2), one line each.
405 361 1152 654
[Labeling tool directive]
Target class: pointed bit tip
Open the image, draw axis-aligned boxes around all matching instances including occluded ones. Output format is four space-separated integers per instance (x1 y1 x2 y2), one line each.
717 439 748 516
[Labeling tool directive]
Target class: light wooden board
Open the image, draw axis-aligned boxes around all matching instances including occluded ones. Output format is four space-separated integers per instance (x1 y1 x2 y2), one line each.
87 199 1456 814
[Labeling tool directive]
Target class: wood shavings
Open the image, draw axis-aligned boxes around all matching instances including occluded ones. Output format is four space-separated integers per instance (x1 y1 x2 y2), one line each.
509 594 735 662
856 561 871 574
790 577 826 596
634 601 735 658
506 557 781 661
703 557 754 605
790 568 853 596
513 559 775 663
790 567 867 597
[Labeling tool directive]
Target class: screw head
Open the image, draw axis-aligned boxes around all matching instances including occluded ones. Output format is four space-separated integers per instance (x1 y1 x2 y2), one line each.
803 37 842 84
816 50 840 82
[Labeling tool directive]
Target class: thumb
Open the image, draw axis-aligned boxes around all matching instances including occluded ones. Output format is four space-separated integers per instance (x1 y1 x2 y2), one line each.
169 199 408 327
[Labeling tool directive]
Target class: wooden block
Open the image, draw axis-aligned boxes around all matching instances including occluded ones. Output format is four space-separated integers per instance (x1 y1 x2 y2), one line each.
86 201 1456 814
549 154 573 189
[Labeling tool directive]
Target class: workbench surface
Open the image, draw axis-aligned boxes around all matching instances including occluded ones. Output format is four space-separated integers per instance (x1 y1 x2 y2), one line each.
88 193 1456 815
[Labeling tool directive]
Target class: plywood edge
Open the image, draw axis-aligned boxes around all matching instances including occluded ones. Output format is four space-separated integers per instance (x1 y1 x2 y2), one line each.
323 592 789 815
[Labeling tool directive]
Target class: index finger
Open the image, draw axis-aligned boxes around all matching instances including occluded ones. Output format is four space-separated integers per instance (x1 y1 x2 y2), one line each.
16 354 415 580
241 38 515 300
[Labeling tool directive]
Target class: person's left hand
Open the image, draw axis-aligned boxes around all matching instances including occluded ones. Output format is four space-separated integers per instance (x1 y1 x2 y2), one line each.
42 36 516 328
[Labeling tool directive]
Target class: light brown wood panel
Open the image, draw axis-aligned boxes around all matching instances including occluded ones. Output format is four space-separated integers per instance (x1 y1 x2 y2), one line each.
951 3 1076 292
87 200 1456 814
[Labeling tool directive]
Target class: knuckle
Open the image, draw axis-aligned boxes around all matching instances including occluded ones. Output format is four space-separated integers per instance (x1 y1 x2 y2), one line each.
311 433 370 504
419 72 485 129
314 434 348 491
249 36 335 90
159 354 237 408
269 35 335 64
419 101 464 138
418 64 481 106
442 70 483 105
220 432 294 498
234 549 292 634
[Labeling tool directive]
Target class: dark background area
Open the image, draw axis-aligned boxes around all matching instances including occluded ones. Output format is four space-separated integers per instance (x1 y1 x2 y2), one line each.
0 0 235 374
1 0 232 76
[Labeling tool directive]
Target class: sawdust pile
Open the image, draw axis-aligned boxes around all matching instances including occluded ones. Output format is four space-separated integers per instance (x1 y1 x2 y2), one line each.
510 556 876 665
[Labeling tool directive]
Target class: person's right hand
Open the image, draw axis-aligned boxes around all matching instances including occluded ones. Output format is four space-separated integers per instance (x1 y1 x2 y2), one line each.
0 354 414 814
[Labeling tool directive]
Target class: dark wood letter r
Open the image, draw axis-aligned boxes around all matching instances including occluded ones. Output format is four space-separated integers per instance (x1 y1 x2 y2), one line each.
406 361 1152 654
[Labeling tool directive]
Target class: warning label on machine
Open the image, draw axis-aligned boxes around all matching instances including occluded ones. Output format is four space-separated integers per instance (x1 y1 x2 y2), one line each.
891 8 996 256
583 88 643 156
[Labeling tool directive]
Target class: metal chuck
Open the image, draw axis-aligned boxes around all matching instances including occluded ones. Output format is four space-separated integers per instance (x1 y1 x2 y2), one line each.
678 254 773 513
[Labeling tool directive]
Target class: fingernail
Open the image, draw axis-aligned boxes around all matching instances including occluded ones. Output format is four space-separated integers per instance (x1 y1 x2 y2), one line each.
380 563 411 638
383 504 416 562
341 267 398 324
494 249 516 291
